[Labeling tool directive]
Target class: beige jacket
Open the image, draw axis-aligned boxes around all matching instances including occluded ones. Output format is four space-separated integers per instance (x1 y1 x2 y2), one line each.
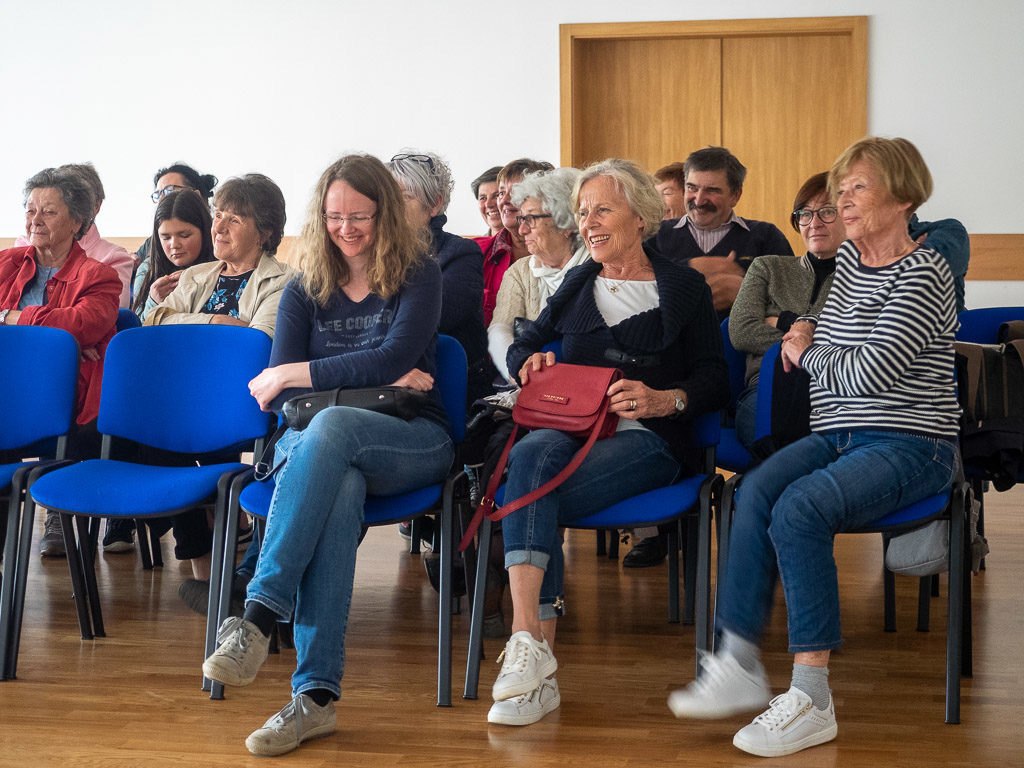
145 253 296 338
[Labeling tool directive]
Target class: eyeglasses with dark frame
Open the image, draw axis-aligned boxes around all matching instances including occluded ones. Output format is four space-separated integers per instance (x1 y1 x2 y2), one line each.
793 207 839 226
390 153 434 170
515 213 553 229
151 185 189 203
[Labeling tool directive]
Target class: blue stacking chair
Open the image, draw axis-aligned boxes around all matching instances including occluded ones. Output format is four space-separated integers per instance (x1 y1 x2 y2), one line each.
17 325 273 675
718 317 755 472
115 308 141 332
208 334 469 705
0 326 79 680
716 341 972 723
463 410 722 698
956 306 1024 344
955 306 1024 568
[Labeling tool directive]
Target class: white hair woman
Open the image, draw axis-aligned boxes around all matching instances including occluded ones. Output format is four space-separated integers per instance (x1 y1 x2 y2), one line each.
387 150 495 402
487 167 589 383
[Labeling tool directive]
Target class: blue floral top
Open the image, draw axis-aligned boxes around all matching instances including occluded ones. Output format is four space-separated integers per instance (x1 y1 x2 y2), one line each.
200 269 253 317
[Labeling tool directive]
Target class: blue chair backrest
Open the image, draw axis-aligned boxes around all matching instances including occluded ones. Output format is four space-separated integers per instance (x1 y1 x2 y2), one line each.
690 410 721 450
720 318 747 408
754 342 782 444
436 334 468 443
97 325 272 454
956 306 1024 343
116 308 142 332
0 326 79 451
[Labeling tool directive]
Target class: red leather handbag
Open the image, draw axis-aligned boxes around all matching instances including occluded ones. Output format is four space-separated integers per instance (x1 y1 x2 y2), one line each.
459 363 623 550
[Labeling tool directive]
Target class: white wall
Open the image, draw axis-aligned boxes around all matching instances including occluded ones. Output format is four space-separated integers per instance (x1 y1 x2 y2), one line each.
1 0 1020 298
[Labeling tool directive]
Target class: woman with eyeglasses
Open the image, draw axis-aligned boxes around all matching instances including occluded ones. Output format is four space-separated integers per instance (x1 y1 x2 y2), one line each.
202 154 454 757
387 150 496 403
670 138 959 757
134 163 218 266
488 167 589 384
132 190 217 321
144 173 294 338
728 172 844 451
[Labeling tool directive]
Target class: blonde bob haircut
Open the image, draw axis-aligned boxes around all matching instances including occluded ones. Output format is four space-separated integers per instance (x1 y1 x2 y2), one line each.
828 137 933 218
572 158 664 240
299 154 427 306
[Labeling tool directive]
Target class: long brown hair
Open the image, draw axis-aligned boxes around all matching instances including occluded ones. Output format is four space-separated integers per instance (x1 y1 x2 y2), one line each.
298 154 427 305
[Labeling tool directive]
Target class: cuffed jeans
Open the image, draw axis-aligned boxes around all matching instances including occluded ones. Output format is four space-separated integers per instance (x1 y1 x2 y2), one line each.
246 407 453 698
501 428 680 619
717 430 957 653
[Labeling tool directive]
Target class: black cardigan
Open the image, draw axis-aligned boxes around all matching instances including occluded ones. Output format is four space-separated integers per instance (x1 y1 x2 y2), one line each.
508 250 730 470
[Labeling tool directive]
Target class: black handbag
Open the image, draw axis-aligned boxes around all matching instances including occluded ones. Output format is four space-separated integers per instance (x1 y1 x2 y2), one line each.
282 386 428 430
254 386 428 480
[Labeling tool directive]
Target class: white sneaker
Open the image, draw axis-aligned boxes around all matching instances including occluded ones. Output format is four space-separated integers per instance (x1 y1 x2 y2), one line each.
202 616 270 687
733 687 837 757
488 676 561 726
667 651 771 719
492 630 558 701
245 694 337 756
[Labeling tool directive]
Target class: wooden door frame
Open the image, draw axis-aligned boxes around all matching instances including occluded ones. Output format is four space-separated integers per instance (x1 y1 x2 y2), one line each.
559 16 868 167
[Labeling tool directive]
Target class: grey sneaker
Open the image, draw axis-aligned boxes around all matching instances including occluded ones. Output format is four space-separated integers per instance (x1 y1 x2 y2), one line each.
487 676 560 726
668 651 771 719
492 630 558 701
39 511 66 558
201 616 270 687
245 694 337 756
733 687 837 757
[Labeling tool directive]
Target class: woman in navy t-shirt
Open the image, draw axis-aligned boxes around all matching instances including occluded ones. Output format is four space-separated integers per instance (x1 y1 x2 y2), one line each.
202 154 454 757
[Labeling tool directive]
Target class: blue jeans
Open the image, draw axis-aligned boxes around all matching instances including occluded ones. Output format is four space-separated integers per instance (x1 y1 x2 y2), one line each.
735 384 758 451
502 428 680 620
247 407 453 698
717 430 957 653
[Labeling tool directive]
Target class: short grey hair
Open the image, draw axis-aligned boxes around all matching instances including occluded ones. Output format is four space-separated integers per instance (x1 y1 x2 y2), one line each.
387 150 454 216
511 167 583 233
573 158 663 239
23 167 95 240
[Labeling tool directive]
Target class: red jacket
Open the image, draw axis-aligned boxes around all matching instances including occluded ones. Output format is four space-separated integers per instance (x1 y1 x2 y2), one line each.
1 243 120 424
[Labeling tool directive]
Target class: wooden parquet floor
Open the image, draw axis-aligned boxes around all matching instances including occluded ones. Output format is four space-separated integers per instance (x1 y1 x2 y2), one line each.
1 486 1022 767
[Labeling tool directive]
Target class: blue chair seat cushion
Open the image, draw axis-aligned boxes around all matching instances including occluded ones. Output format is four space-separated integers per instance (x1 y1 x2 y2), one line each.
856 491 951 533
30 460 246 517
492 475 708 529
239 476 443 525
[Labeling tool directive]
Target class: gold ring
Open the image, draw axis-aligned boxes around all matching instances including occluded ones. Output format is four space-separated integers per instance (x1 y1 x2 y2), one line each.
630 399 637 410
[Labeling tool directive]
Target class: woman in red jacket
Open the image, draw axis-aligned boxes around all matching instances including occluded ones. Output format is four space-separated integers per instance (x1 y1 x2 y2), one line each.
0 166 120 554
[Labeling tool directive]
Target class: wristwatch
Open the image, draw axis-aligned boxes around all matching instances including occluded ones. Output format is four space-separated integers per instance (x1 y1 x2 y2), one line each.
0 309 10 326
672 390 687 417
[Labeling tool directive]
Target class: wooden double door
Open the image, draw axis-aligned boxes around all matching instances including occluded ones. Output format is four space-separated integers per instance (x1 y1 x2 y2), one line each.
561 17 868 254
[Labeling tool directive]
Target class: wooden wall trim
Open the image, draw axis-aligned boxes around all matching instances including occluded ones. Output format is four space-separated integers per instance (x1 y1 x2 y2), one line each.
1 232 1017 281
967 234 1023 281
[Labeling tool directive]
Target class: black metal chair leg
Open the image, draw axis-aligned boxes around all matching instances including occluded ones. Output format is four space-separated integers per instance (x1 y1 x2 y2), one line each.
595 529 606 557
60 513 94 641
945 483 965 724
917 576 931 632
135 519 154 570
75 515 105 638
667 521 680 624
463 516 492 700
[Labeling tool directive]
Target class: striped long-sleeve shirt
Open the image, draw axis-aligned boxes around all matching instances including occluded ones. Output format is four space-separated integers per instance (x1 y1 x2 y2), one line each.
798 241 960 439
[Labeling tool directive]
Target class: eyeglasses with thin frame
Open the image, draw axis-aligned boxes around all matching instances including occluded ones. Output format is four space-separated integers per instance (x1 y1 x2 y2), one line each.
322 213 376 226
151 185 188 203
390 153 434 170
793 207 839 226
515 213 552 229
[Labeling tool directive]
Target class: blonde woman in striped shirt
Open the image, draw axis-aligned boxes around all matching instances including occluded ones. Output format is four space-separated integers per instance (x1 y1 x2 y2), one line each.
668 137 959 758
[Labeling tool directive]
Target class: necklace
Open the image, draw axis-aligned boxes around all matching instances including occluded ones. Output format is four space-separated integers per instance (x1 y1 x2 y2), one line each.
602 264 652 293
